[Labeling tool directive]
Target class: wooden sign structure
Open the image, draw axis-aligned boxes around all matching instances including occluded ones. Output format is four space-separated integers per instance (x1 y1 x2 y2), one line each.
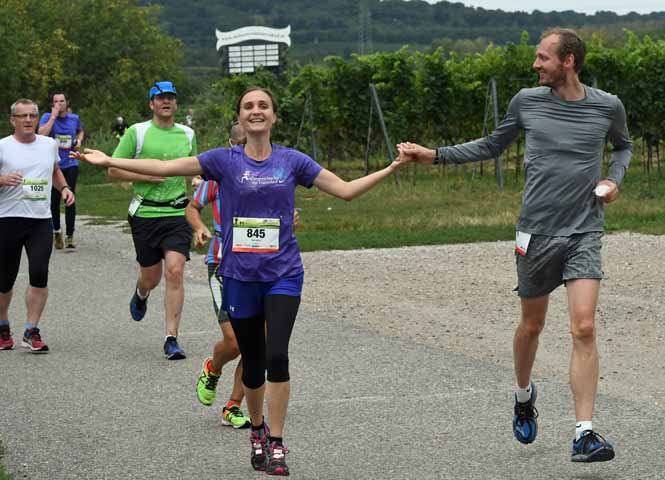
216 25 291 75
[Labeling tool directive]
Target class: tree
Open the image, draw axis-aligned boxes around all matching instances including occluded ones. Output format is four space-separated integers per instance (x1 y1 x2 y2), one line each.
0 0 186 134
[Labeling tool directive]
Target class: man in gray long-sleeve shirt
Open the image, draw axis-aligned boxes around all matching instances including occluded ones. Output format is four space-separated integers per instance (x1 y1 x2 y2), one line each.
398 28 631 463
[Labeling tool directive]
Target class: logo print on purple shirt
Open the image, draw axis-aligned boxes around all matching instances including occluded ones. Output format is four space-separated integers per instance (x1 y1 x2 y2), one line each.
238 169 288 187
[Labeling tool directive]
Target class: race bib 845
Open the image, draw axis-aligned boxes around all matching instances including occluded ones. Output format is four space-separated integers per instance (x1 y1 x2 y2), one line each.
232 217 280 253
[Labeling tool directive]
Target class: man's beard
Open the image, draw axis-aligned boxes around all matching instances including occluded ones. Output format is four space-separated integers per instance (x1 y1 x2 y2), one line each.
541 65 566 88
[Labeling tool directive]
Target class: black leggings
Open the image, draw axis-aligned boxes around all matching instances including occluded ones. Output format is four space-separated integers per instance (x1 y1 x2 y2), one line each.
230 295 300 389
51 166 78 235
0 218 53 292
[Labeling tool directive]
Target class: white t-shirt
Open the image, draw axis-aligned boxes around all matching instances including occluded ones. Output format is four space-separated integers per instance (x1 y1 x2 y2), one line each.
0 135 59 219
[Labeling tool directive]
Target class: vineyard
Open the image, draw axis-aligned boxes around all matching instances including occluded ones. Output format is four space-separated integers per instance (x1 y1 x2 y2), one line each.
192 30 665 177
2 0 664 175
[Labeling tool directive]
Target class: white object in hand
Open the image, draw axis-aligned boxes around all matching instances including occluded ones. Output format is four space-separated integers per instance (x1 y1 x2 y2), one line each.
594 184 611 197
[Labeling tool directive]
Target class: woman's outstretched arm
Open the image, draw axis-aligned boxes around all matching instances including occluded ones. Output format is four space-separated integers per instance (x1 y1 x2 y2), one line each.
71 149 203 177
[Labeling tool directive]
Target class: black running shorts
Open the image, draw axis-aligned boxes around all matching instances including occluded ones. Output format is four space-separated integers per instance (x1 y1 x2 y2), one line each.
0 217 53 292
127 215 192 267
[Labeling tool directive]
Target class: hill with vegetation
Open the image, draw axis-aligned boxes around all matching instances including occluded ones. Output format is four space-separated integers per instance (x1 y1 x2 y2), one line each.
144 0 665 67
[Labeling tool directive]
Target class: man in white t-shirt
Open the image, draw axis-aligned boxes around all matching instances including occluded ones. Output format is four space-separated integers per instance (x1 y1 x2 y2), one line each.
0 98 75 353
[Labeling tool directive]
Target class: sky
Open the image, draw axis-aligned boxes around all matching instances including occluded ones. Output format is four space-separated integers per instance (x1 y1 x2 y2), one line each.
425 1 665 15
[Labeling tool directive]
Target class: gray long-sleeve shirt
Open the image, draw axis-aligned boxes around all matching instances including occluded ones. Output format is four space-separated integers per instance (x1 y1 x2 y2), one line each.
436 86 632 236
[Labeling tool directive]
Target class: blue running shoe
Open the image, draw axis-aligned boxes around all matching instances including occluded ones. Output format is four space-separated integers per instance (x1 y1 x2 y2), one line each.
164 336 186 360
129 288 148 321
513 382 538 444
571 430 615 462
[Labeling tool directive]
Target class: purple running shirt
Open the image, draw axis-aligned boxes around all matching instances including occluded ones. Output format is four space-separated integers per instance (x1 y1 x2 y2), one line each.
197 144 322 282
39 112 83 168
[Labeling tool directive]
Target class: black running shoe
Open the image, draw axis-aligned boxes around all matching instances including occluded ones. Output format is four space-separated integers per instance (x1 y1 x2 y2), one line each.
250 425 269 471
266 441 290 476
571 430 615 462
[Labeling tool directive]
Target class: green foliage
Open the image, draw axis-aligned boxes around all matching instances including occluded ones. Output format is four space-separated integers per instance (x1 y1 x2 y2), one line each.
0 0 186 134
79 132 125 184
618 33 665 144
145 0 665 67
73 163 665 251
186 29 663 171
0 440 11 480
2 2 663 171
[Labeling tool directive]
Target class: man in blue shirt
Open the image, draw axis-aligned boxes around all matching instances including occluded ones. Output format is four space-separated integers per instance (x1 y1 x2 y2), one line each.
39 92 84 250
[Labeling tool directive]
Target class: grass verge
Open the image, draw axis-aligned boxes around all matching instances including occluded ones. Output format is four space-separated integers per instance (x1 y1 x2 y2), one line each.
71 166 665 251
0 440 11 480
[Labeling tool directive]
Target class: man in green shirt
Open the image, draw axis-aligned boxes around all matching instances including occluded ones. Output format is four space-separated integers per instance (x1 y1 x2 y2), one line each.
111 81 196 360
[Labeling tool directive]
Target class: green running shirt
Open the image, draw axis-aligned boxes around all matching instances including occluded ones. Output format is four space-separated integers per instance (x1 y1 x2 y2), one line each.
112 120 197 218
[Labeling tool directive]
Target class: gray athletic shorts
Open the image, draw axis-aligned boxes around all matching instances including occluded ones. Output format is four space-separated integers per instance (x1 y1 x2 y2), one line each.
207 263 230 324
515 231 604 299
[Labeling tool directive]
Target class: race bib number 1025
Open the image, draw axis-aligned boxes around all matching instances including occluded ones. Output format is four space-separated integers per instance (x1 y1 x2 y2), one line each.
22 178 48 201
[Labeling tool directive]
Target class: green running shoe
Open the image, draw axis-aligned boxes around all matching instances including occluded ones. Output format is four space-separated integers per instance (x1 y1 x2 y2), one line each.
222 405 251 429
196 358 220 406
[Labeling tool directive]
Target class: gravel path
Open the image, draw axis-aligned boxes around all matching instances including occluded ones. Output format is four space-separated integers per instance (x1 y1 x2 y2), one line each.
302 232 665 408
1 220 664 479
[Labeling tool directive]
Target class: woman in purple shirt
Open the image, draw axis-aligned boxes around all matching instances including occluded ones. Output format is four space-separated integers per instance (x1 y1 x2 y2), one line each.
74 87 403 476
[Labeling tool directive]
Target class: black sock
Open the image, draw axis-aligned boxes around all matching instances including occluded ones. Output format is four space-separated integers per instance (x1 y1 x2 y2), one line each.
268 436 283 446
251 422 265 432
